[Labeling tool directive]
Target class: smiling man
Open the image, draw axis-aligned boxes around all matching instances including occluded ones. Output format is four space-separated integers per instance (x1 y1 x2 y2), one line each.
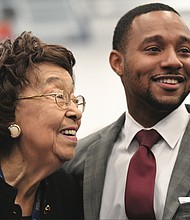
64 3 190 220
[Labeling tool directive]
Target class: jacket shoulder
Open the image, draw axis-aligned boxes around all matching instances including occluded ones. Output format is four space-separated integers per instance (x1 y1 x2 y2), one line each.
78 112 126 148
63 113 125 175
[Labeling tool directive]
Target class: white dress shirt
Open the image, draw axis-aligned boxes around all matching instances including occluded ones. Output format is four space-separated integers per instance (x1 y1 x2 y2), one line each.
99 104 190 220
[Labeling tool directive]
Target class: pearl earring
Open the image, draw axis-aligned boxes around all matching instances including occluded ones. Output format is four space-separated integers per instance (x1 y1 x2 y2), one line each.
8 124 21 138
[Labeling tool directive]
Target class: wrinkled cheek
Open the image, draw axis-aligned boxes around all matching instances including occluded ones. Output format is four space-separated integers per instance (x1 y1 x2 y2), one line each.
52 134 75 163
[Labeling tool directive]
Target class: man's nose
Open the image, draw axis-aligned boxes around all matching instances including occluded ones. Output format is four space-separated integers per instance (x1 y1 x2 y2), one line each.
160 49 183 70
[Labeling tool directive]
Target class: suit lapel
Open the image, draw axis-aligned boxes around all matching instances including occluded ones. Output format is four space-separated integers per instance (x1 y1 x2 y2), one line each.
83 113 125 220
163 118 190 219
82 112 190 220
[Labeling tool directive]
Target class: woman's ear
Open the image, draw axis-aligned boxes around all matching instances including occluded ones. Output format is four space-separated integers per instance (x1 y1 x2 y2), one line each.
109 50 124 76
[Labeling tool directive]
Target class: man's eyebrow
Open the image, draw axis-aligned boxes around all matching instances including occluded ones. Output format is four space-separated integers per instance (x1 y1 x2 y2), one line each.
141 35 163 45
140 35 190 46
178 36 190 44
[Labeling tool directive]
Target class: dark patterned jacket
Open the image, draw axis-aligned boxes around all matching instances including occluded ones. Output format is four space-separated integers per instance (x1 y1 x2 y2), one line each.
0 168 83 219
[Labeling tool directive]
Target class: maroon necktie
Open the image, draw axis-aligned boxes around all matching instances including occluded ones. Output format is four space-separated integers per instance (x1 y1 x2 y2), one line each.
125 129 161 219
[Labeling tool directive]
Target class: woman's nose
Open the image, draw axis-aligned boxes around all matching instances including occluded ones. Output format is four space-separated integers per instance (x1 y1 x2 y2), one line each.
66 100 83 121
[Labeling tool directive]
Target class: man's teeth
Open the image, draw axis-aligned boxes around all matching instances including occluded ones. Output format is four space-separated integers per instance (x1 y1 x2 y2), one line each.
158 79 178 84
63 130 76 136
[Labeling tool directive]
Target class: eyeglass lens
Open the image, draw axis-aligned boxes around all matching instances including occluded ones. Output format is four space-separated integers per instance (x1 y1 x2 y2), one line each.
76 95 85 112
55 92 85 112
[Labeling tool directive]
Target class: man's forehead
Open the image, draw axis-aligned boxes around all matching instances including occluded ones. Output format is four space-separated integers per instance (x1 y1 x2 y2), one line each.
131 11 189 34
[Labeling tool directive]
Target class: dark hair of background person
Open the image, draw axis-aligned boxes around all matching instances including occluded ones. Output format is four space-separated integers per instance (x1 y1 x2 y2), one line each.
0 31 76 157
113 3 180 52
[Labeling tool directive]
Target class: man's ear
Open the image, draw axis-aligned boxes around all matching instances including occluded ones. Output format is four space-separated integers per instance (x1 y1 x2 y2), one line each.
109 50 124 76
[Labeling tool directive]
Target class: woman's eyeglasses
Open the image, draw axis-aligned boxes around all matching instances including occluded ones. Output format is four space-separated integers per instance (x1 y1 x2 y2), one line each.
18 90 86 113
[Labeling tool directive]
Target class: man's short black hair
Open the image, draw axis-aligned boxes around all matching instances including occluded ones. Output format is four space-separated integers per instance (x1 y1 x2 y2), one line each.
112 3 180 52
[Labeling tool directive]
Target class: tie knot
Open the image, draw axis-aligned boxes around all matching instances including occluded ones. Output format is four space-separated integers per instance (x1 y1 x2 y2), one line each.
136 129 161 149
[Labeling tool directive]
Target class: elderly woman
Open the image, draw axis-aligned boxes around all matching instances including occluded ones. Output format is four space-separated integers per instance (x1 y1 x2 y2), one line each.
0 31 85 219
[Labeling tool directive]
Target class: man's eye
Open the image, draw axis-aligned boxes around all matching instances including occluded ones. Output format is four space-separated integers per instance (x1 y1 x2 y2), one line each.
179 48 190 53
146 47 160 52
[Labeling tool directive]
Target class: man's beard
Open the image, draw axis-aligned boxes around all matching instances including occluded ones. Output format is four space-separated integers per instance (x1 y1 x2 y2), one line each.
143 88 188 112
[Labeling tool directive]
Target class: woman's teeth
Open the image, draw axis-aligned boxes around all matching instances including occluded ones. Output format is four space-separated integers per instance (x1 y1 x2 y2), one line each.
62 129 76 136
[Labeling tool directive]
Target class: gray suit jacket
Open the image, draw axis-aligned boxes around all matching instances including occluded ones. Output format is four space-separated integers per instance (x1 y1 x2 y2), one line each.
64 110 190 220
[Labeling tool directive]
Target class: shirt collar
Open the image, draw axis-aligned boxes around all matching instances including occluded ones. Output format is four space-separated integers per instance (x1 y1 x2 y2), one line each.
124 104 190 149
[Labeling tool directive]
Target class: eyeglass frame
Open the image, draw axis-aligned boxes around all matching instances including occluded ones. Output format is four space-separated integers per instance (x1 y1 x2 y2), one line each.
17 90 86 113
